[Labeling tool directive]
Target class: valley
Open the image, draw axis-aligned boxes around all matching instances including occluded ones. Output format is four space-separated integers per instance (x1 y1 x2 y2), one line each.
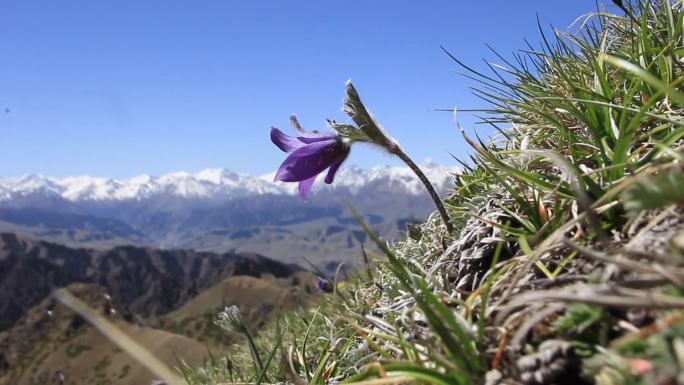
0 233 316 385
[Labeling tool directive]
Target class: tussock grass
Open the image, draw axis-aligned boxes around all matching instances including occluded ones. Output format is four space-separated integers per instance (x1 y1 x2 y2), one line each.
189 1 684 384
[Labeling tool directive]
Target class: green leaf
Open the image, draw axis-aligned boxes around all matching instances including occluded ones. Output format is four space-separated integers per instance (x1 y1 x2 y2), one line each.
603 54 684 107
255 324 286 385
343 363 461 385
621 166 684 212
554 303 604 334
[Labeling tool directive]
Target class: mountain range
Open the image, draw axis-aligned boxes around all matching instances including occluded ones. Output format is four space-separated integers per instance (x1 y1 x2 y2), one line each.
0 162 453 201
0 163 455 270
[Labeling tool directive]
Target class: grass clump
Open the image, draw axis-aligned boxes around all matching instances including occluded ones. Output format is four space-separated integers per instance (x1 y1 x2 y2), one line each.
65 343 92 358
187 1 684 384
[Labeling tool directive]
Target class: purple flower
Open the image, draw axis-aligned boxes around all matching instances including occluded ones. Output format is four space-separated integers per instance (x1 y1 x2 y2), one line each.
315 276 332 293
271 126 350 199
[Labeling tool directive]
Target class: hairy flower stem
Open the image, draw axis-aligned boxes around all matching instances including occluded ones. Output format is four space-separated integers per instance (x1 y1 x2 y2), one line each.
339 81 453 233
241 327 264 374
388 144 453 234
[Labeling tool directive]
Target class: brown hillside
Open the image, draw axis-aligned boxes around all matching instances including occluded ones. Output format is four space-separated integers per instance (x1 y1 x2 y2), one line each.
0 283 215 385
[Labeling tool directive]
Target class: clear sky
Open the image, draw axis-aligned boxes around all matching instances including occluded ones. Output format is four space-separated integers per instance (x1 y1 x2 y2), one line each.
1 0 606 178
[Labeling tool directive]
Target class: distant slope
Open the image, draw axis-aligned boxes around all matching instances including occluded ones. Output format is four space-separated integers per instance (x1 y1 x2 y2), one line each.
0 283 218 385
0 245 315 385
0 232 302 331
0 207 150 248
161 272 316 342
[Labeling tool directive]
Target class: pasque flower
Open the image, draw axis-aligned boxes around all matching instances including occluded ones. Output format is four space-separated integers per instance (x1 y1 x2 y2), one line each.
269 81 453 233
215 305 244 332
271 122 350 200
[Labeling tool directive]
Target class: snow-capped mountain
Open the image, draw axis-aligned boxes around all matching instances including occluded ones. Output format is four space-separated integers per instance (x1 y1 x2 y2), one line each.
0 163 455 270
0 162 455 202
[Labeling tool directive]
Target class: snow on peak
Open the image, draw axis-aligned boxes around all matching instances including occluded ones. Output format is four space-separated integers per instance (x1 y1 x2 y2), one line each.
194 168 240 185
130 174 152 184
0 163 456 202
330 162 455 194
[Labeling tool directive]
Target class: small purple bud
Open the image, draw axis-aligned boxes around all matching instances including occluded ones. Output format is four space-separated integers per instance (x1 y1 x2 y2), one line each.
315 277 333 293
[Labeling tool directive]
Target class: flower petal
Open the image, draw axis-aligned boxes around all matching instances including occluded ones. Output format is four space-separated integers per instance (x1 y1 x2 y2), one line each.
298 175 317 200
274 139 341 182
324 147 350 184
290 115 331 140
297 132 338 143
271 127 305 153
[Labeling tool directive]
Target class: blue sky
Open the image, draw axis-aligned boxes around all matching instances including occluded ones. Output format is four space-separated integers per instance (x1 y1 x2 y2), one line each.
1 0 604 178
